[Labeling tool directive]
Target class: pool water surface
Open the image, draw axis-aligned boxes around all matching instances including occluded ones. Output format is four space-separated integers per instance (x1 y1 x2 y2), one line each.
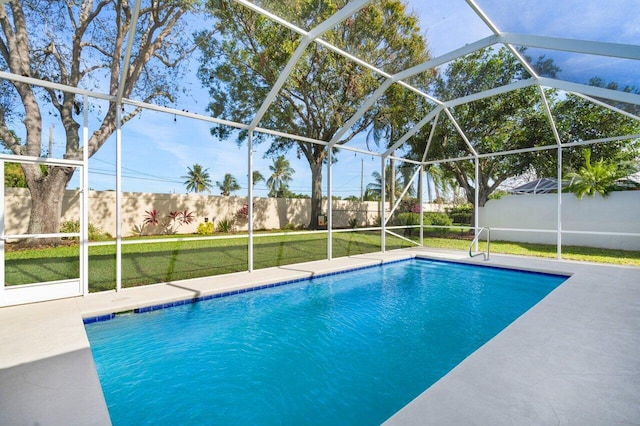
85 259 566 425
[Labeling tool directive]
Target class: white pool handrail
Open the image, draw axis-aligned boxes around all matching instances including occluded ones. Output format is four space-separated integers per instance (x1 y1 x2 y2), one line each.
469 227 490 261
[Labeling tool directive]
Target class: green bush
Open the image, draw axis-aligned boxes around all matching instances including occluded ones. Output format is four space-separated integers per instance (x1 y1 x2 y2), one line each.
216 217 234 233
392 212 420 226
60 220 111 241
423 212 452 235
446 205 473 225
392 212 420 236
196 222 214 235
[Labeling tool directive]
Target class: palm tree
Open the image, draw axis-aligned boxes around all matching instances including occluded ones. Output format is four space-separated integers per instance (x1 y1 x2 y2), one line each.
366 165 413 205
565 149 629 199
252 170 265 187
267 156 295 198
216 173 241 196
182 164 213 193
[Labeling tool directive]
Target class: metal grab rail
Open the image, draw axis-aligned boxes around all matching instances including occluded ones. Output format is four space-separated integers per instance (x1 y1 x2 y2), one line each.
469 227 490 261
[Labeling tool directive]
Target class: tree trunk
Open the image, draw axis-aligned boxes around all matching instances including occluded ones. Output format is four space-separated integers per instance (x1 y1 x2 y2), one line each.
309 160 323 230
21 165 75 246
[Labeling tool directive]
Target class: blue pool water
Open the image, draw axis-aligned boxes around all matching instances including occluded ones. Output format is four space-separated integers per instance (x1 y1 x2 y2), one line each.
85 259 566 425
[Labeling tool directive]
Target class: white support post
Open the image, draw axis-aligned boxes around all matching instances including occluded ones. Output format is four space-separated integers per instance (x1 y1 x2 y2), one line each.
327 149 333 260
380 157 386 252
474 156 480 253
557 145 563 259
115 104 122 292
248 131 254 272
81 95 89 296
419 165 424 246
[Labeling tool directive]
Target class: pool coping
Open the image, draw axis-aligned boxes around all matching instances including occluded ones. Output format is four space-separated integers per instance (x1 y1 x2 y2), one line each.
1 248 639 425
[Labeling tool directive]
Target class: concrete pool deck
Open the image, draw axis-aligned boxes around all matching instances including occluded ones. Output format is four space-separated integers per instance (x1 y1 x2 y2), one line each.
1 248 639 425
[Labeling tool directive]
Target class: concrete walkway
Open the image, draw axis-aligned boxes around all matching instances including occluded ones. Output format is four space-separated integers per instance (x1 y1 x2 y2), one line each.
1 248 639 425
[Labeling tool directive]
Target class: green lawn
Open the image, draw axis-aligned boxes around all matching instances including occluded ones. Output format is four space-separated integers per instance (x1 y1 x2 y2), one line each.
5 230 639 292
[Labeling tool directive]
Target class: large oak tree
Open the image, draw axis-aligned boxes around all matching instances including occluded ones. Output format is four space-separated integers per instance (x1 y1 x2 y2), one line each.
197 0 431 229
0 0 198 244
409 47 640 209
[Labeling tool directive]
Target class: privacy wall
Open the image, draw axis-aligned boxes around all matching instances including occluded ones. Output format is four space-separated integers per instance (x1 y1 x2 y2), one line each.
4 189 380 236
479 191 640 250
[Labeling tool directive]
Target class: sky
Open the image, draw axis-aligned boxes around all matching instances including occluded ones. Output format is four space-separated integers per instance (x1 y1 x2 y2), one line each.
51 0 640 199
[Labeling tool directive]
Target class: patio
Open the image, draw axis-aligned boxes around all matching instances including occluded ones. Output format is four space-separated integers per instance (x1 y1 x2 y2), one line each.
1 248 638 425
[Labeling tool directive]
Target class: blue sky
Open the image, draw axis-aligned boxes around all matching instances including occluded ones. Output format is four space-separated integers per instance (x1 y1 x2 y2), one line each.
56 0 639 198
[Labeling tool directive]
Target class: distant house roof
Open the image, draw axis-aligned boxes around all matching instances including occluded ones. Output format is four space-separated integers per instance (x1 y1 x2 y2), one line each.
508 178 563 195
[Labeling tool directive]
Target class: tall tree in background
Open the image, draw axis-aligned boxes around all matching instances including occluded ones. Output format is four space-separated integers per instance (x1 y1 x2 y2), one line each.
410 48 640 209
535 90 640 177
216 173 240 196
0 0 197 244
252 170 265 187
183 163 213 193
266 155 294 198
365 164 413 202
197 0 431 228
409 48 557 208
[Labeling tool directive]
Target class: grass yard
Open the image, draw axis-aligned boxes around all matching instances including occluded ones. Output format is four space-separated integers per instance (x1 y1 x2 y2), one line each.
4 230 639 292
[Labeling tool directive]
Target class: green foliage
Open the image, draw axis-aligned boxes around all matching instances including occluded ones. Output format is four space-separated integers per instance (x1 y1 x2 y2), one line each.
445 205 473 225
534 95 640 178
424 212 453 228
216 173 241 196
411 47 554 207
216 217 234 233
60 220 111 241
564 149 631 198
198 0 431 228
392 212 420 227
196 222 214 235
4 162 27 188
267 156 295 198
182 164 213 193
3 162 49 188
409 47 640 208
391 211 452 236
348 217 359 229
366 165 415 203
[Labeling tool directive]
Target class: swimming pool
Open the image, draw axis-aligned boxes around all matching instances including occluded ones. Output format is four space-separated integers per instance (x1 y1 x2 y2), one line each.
85 258 566 425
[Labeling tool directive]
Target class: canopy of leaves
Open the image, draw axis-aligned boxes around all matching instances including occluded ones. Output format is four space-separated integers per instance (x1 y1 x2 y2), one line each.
198 0 432 227
198 0 431 146
408 47 640 207
410 48 554 206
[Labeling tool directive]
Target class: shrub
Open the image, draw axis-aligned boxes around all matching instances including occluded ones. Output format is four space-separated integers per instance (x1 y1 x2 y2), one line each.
392 212 420 236
216 217 234 233
60 220 111 241
392 212 420 227
423 212 452 235
196 222 214 235
166 210 195 234
348 217 358 229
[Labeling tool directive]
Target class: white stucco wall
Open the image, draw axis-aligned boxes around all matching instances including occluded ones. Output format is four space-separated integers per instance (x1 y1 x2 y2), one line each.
479 191 640 250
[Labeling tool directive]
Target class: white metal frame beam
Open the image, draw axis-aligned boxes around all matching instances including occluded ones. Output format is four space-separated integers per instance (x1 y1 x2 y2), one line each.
246 0 371 131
